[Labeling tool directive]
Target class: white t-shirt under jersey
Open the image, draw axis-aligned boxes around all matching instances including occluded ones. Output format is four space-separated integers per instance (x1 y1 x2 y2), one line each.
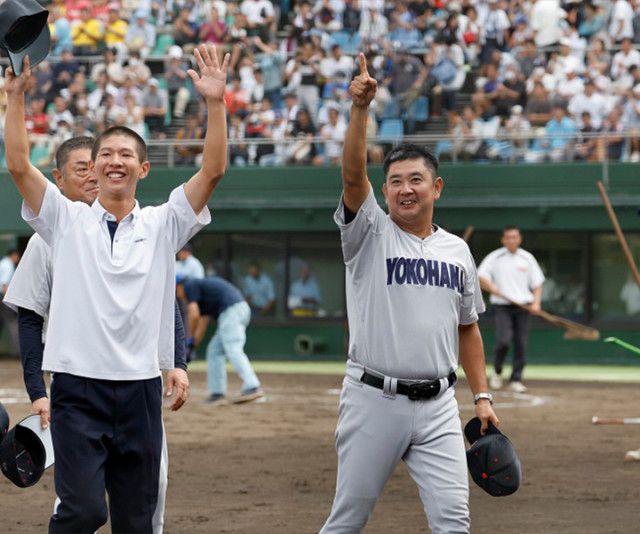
477 246 545 306
334 188 485 380
22 181 210 380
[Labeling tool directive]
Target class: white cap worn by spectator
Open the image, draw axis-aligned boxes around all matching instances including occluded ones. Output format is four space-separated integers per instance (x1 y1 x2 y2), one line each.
168 45 183 60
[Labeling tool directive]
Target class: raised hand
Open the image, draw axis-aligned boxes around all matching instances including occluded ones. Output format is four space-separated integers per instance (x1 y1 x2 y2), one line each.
349 53 377 109
187 44 230 102
3 55 31 96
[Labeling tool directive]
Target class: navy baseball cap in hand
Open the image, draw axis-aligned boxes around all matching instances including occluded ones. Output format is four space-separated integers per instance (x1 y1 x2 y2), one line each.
0 0 51 75
464 417 522 497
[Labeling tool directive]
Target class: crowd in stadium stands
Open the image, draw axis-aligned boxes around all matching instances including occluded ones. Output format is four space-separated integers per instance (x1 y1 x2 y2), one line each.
1 0 640 167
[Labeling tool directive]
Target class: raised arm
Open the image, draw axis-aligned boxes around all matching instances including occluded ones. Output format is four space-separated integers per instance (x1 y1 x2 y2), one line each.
183 44 230 213
3 57 48 215
343 53 378 213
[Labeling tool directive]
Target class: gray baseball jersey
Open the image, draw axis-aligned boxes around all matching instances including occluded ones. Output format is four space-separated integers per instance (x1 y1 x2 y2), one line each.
334 187 485 379
322 188 483 533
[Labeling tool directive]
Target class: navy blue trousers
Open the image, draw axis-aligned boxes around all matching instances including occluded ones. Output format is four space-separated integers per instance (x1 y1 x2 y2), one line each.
49 373 163 534
493 305 531 382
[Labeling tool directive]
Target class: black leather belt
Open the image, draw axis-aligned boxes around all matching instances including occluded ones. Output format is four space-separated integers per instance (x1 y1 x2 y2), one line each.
360 371 457 400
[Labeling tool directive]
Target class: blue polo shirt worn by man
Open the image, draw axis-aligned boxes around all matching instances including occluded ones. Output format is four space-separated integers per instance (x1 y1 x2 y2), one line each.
182 277 262 404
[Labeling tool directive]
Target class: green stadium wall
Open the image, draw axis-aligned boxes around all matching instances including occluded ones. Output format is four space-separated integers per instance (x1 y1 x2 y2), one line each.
1 162 638 363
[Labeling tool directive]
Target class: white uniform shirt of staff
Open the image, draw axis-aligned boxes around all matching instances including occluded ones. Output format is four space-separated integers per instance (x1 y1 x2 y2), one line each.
477 246 545 306
22 181 210 380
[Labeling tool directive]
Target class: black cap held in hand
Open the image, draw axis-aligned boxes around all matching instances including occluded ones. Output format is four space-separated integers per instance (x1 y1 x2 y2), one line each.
0 424 46 488
0 0 51 75
464 417 521 497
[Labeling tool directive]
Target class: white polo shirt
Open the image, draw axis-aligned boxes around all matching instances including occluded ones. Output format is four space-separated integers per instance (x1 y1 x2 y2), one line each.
22 181 210 380
478 247 545 306
335 189 485 380
3 233 52 318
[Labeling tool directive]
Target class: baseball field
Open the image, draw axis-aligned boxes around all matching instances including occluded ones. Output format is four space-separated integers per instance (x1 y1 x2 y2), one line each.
1 357 639 534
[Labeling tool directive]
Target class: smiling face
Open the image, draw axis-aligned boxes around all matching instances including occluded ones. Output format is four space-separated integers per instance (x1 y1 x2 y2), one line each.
92 133 149 201
53 147 99 205
382 158 443 235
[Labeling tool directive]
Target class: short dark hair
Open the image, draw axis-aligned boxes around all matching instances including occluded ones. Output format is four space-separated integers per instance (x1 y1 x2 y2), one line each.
6 248 19 256
382 144 439 181
502 225 520 234
55 136 94 170
92 126 147 163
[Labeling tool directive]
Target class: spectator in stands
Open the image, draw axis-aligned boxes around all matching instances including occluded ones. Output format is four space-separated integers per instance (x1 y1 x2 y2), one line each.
557 67 585 103
124 50 152 86
313 0 343 33
224 76 250 116
578 2 606 40
601 108 626 160
104 3 128 59
452 105 483 160
359 7 389 45
505 104 532 161
49 6 73 57
389 2 421 49
122 94 147 140
285 42 322 115
25 97 49 142
174 7 199 50
287 108 316 164
320 44 354 84
72 2 104 56
431 35 466 113
143 78 168 138
530 0 566 52
623 84 640 161
229 113 250 165
528 104 576 162
611 38 640 81
515 39 543 78
174 113 205 166
525 82 553 128
610 0 636 43
116 75 143 108
386 48 428 116
125 9 157 59
575 111 600 161
164 45 193 118
315 105 347 166
52 48 81 95
241 0 275 42
568 79 608 129
585 37 611 77
480 0 510 63
252 36 285 109
242 261 276 316
200 6 227 47
283 91 300 122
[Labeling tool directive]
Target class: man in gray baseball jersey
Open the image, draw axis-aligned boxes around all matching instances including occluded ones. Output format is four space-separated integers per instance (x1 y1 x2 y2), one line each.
321 54 499 533
478 226 545 393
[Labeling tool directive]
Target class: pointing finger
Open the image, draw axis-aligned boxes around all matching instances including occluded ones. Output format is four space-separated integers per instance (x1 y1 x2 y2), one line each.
358 53 369 78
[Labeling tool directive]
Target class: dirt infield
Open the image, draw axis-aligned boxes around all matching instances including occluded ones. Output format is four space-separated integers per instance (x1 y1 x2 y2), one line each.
1 358 639 534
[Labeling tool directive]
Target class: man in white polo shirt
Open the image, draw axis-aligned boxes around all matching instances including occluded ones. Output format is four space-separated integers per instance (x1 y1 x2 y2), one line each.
3 44 229 533
478 226 545 393
2 136 188 534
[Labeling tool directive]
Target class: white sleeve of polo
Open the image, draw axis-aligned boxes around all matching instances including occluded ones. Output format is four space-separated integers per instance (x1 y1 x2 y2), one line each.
165 185 212 252
2 234 51 317
334 188 387 264
21 181 76 247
